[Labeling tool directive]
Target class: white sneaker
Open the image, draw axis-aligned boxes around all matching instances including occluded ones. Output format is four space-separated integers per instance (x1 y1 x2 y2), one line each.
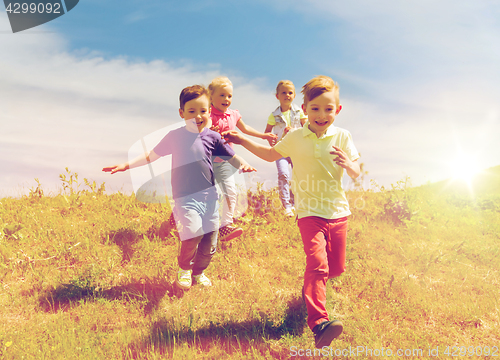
175 268 192 290
284 208 294 217
193 272 212 287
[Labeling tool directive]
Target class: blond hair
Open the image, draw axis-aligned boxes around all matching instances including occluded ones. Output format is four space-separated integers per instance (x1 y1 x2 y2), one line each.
301 75 339 106
208 76 233 101
275 80 295 95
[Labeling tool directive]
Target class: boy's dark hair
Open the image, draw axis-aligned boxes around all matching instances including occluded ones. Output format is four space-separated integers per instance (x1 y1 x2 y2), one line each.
179 85 209 110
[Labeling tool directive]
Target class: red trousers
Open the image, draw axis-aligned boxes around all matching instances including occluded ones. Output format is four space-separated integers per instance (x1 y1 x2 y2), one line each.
298 216 348 331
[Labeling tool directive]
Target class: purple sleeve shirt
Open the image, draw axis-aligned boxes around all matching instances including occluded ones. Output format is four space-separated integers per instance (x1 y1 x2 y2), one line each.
153 127 235 200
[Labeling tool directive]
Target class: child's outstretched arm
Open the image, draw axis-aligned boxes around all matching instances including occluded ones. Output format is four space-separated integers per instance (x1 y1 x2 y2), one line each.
237 119 277 143
330 146 360 179
223 130 282 163
102 150 161 174
227 154 257 173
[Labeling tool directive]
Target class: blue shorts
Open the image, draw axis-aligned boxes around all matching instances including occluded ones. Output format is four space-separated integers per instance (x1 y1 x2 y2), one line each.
173 196 219 241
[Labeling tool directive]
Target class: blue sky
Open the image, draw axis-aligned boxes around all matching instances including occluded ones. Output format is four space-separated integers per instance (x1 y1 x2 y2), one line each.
1 0 500 197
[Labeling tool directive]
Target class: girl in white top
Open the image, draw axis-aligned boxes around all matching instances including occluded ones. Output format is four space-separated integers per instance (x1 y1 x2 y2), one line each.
264 80 307 217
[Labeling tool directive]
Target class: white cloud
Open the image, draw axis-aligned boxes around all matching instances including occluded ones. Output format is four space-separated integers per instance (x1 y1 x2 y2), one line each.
279 0 500 64
124 11 148 24
0 14 277 197
264 0 500 186
2 0 499 199
338 94 500 187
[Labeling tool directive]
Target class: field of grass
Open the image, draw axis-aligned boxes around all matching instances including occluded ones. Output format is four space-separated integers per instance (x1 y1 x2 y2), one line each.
1 168 499 359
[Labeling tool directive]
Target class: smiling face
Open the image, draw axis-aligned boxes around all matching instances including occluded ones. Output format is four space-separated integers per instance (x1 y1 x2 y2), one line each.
179 94 211 133
276 84 296 110
302 90 342 138
211 85 233 113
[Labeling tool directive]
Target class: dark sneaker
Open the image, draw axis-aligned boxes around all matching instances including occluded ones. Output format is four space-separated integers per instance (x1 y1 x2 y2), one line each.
219 225 243 242
313 320 343 348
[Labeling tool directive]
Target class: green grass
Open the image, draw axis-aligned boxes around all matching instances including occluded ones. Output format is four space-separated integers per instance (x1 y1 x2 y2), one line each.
1 168 499 359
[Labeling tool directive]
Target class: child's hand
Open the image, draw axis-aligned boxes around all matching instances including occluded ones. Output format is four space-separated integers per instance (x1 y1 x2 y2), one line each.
102 164 128 174
264 132 278 146
221 130 244 144
283 126 292 135
228 154 257 174
330 146 352 169
239 163 257 173
210 124 220 133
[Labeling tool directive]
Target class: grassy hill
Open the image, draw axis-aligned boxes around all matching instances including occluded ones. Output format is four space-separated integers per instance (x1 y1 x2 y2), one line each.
425 164 500 197
1 169 499 359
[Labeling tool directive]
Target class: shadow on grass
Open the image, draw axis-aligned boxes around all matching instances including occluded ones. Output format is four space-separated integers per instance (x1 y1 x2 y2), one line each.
38 226 183 314
108 228 141 263
128 296 307 359
38 277 173 314
108 226 178 263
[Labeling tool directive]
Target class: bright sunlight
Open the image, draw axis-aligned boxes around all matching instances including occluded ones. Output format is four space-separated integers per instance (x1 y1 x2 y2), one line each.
449 151 482 184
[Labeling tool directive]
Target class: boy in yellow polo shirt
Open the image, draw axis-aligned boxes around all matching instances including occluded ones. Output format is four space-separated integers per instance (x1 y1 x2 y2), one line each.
222 75 360 349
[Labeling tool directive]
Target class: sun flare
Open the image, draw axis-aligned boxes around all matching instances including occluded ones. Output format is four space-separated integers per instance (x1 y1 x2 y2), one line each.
449 152 482 183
